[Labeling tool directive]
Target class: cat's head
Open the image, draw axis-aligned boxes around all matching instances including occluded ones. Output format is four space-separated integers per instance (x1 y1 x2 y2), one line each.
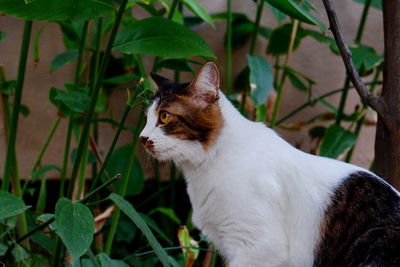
139 62 223 164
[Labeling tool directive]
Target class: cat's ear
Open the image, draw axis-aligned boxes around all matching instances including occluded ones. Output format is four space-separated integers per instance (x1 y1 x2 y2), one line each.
188 62 220 107
151 72 173 90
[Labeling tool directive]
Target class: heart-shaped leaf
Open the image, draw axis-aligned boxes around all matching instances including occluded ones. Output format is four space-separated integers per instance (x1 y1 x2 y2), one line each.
55 198 94 261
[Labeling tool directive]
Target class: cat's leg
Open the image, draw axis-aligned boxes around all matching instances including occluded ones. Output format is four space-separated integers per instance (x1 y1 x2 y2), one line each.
339 226 400 267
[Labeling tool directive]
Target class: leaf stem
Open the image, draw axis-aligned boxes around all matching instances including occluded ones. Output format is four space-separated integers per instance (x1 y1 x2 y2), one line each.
355 0 372 44
225 0 233 94
270 20 299 128
67 0 130 198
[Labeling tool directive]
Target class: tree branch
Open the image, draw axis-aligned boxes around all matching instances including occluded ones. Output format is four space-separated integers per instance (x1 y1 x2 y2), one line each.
321 0 391 126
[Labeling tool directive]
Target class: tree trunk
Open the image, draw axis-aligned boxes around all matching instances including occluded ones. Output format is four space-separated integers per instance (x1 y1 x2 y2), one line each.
374 0 400 189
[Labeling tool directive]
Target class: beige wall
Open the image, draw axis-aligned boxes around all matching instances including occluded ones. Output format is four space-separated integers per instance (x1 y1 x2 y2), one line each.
0 0 383 179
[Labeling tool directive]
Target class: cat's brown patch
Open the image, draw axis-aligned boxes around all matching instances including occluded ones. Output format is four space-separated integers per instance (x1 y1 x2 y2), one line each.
314 171 400 266
156 87 223 149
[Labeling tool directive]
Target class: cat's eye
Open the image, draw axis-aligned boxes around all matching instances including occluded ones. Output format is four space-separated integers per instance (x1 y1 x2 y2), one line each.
159 111 171 125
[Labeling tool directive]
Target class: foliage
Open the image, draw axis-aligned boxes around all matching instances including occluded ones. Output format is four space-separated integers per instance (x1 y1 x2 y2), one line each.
0 0 382 265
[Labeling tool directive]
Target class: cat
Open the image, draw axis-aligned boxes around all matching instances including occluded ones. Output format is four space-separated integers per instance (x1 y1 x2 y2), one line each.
139 62 400 267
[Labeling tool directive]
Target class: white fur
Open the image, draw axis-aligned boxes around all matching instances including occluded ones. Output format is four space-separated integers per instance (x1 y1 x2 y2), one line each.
140 93 367 267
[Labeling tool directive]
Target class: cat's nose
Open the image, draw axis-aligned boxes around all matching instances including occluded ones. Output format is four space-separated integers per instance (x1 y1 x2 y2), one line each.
139 136 148 145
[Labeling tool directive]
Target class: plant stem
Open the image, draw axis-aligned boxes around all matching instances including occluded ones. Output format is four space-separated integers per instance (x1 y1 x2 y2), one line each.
104 114 144 254
67 0 129 198
345 66 381 162
355 0 372 44
225 0 233 94
270 20 299 128
2 20 32 192
59 118 73 198
249 0 265 55
22 117 61 192
1 20 32 251
335 77 351 124
168 0 179 20
0 66 10 145
74 21 89 87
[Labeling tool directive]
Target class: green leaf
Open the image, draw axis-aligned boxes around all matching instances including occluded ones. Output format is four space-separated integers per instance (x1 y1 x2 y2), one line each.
0 31 5 42
181 0 215 28
139 213 173 245
267 23 307 56
103 74 141 84
264 0 326 31
105 145 144 196
319 124 356 159
97 253 129 267
285 67 314 92
0 190 30 220
353 0 382 10
110 194 171 267
266 2 286 24
50 50 78 72
149 207 182 225
11 244 29 262
304 29 339 54
0 243 8 256
247 55 273 106
31 164 61 181
114 17 215 58
158 59 195 73
55 198 94 261
0 0 114 21
349 45 383 73
55 90 90 113
178 226 199 266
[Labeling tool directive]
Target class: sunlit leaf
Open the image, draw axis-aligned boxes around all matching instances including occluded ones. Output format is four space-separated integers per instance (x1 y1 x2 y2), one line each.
114 17 215 58
247 55 273 106
319 124 356 159
264 0 326 31
55 198 94 261
178 226 199 267
0 0 114 21
181 0 215 28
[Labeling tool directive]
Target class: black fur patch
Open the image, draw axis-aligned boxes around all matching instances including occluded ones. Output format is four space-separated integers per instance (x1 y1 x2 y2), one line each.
314 171 400 267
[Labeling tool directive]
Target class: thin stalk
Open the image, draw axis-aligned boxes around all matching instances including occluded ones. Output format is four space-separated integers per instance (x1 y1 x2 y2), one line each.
22 117 61 192
1 20 32 251
225 0 233 94
277 88 345 125
76 133 90 200
104 115 144 254
168 0 179 20
249 0 265 55
270 20 300 128
74 21 89 86
0 66 10 144
67 0 130 198
2 20 32 192
355 0 372 44
345 67 381 162
59 118 73 198
335 0 371 124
